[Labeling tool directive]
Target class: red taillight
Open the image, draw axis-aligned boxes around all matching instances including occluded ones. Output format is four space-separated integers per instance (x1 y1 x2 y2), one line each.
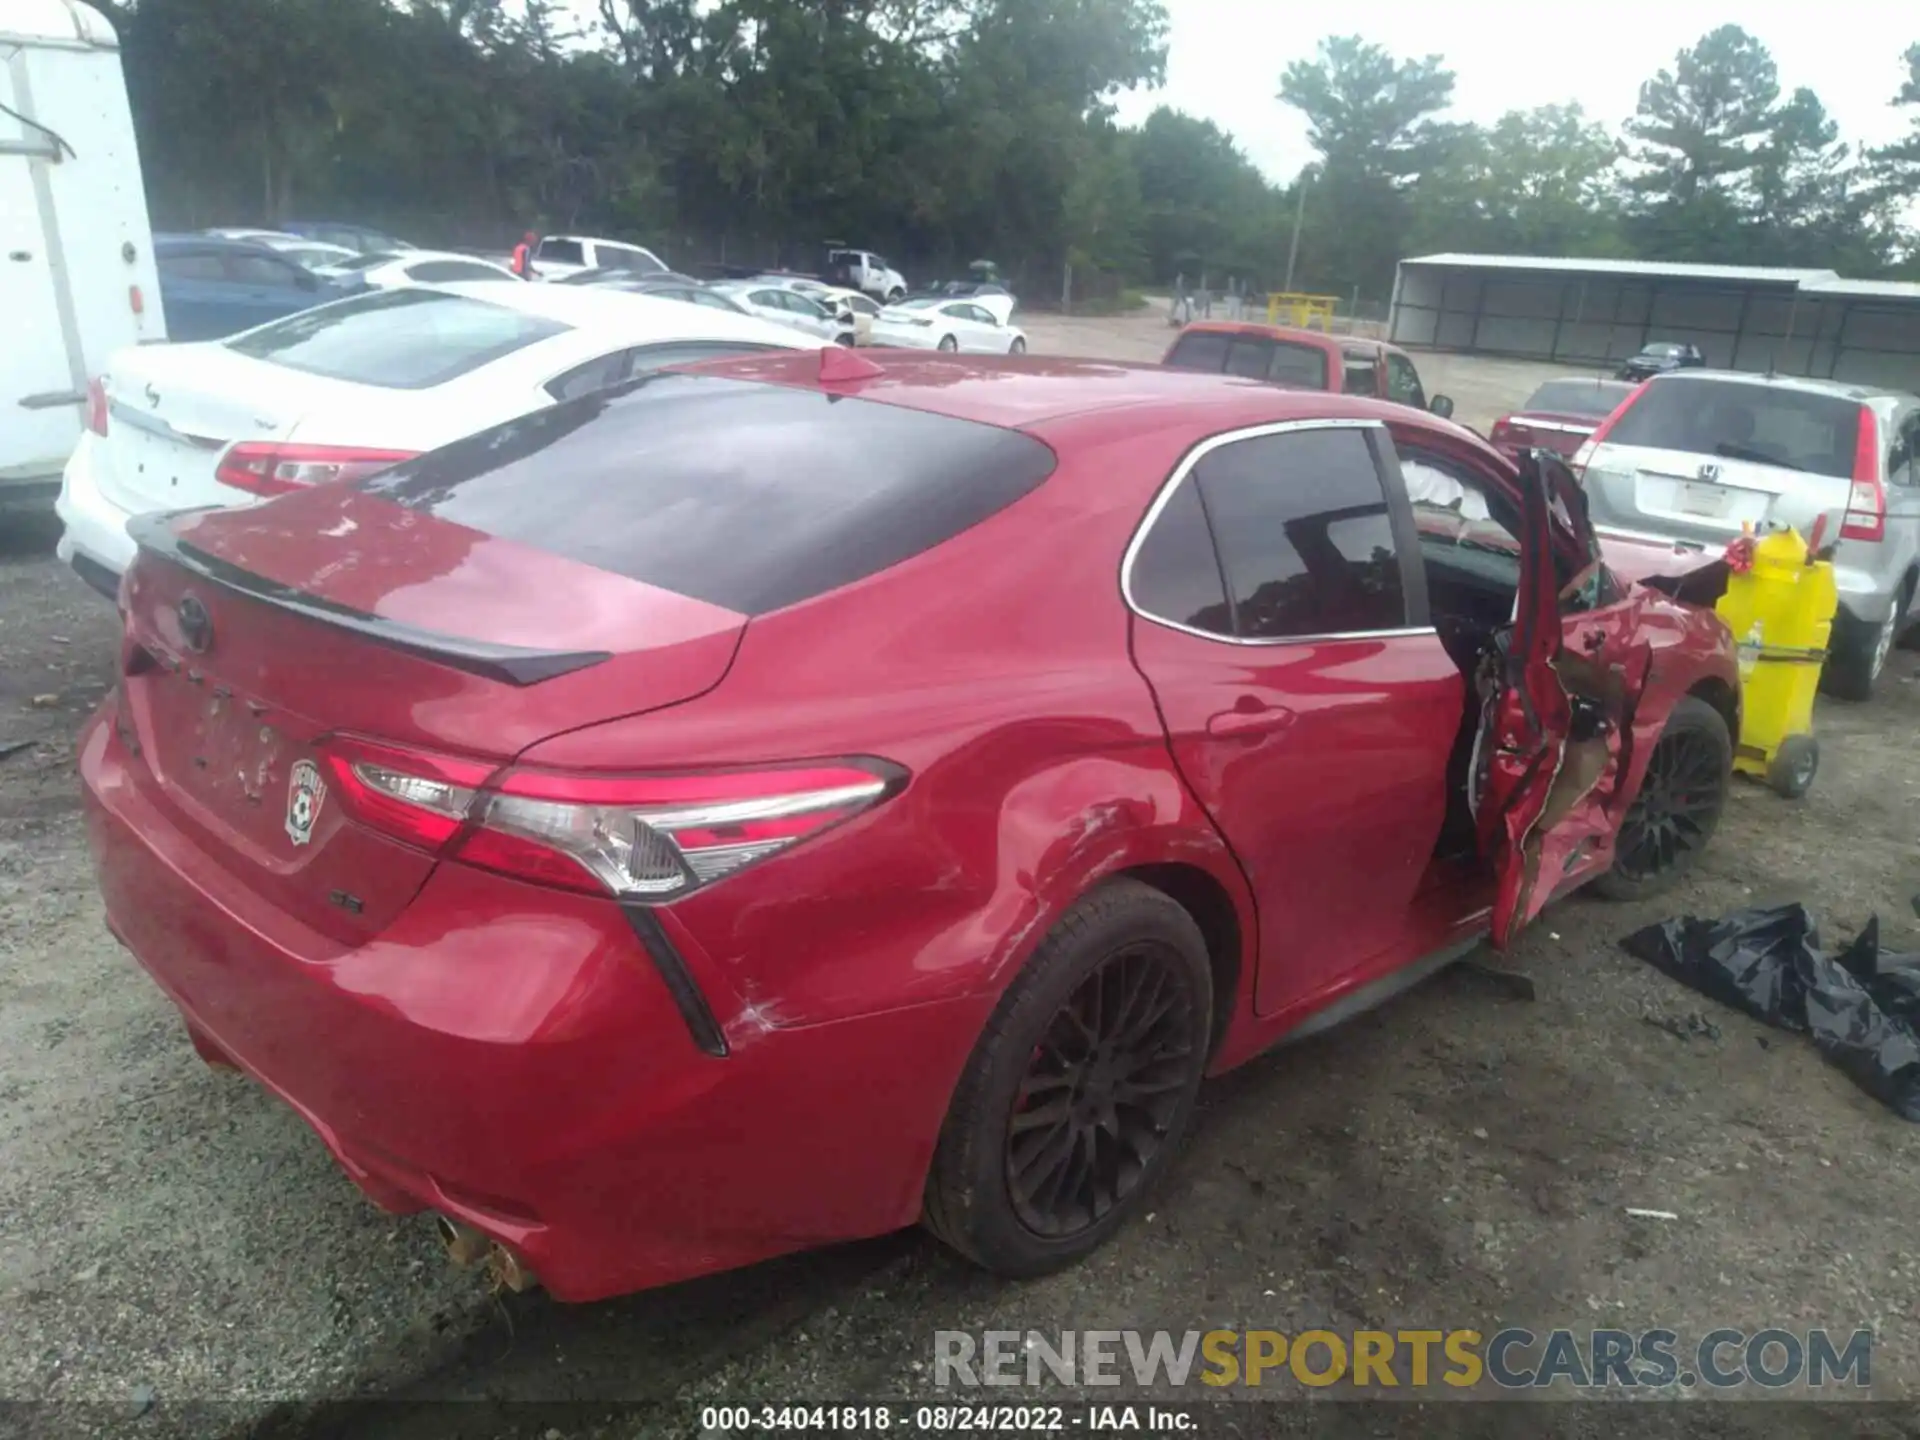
322 738 495 851
1489 417 1514 446
1569 380 1648 479
130 284 145 316
1841 407 1884 543
318 737 903 899
85 377 109 437
215 442 419 497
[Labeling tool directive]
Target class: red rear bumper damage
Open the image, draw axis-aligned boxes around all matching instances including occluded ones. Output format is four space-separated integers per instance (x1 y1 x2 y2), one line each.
78 706 977 1301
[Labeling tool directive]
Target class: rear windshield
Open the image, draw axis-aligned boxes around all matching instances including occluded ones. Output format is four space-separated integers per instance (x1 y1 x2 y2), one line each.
1524 380 1633 417
227 288 568 390
1164 333 1329 389
360 374 1058 614
1606 378 1863 479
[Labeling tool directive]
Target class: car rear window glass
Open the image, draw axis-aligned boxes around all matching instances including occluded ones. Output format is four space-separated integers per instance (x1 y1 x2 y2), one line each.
1524 380 1630 416
1605 379 1863 479
360 374 1058 615
537 238 585 265
1265 342 1328 389
1190 427 1404 639
1164 332 1231 372
226 288 568 390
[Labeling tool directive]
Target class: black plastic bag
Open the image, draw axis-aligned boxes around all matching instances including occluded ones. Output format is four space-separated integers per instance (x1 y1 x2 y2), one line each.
1623 903 1920 1121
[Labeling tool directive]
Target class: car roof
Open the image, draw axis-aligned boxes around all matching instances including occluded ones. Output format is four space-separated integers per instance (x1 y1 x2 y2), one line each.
1175 321 1341 346
378 248 509 267
690 350 1471 439
156 233 283 255
433 281 809 344
1652 369 1914 406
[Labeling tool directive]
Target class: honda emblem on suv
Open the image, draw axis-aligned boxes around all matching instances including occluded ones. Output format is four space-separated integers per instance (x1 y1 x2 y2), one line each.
176 594 213 653
1697 462 1720 482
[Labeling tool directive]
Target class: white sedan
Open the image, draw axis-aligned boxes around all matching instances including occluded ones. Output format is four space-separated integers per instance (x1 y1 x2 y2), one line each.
55 283 813 593
870 297 1027 354
327 248 526 289
708 280 857 345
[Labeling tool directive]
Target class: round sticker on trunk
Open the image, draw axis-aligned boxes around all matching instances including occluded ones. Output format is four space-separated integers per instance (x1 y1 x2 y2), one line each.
286 759 327 847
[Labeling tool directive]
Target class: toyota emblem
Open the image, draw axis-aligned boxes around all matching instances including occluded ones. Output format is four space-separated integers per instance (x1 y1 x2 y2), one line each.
176 594 213 653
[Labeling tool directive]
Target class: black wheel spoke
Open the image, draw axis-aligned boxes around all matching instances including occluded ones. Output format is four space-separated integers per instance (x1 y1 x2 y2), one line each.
1612 722 1726 882
1004 941 1201 1238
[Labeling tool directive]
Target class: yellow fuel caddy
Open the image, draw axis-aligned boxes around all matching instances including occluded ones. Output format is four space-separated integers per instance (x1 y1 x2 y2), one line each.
1713 523 1839 798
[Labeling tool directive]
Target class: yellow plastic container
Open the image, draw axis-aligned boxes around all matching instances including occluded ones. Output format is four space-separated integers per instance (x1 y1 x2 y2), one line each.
1713 525 1838 797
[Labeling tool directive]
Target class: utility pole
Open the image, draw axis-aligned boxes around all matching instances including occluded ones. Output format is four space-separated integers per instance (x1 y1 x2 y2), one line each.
1283 166 1311 294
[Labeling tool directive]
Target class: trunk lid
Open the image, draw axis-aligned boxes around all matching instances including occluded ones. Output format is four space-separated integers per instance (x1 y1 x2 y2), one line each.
94 342 383 516
1586 442 1854 546
117 489 747 942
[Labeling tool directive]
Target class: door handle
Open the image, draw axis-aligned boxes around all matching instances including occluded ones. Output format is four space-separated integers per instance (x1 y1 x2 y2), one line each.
1207 704 1295 739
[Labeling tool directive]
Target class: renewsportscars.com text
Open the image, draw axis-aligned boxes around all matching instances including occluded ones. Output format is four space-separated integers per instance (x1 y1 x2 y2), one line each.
933 1328 1873 1391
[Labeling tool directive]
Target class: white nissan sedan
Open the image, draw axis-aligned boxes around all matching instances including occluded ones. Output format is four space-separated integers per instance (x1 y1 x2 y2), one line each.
55 283 812 595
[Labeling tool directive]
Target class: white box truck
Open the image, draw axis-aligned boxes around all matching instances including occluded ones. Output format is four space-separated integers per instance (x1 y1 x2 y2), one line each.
2 0 163 513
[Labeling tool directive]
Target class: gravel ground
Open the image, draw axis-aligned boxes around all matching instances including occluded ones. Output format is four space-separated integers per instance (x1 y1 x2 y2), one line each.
3 322 1919 1438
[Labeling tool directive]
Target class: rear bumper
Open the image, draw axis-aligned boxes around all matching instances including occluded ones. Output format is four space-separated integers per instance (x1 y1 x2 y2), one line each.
54 436 138 589
78 703 976 1300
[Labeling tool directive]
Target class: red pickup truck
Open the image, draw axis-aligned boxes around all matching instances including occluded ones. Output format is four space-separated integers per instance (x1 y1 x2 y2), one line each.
1163 321 1455 420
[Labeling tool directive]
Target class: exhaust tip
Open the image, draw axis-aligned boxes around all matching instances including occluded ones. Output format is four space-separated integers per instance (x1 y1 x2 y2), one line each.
435 1215 491 1269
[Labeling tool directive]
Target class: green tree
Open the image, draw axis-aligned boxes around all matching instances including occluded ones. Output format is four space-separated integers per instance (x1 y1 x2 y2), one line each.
1623 25 1782 259
1128 108 1283 282
1279 36 1458 297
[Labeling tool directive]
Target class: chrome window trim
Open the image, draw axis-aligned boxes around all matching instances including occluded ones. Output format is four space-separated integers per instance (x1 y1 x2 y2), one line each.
1119 417 1438 649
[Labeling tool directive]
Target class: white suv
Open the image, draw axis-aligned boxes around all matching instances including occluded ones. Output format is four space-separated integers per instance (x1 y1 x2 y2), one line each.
530 235 670 281
1575 371 1920 699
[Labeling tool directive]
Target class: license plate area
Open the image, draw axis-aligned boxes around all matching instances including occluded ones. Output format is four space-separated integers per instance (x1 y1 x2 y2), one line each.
127 660 315 867
1637 473 1769 528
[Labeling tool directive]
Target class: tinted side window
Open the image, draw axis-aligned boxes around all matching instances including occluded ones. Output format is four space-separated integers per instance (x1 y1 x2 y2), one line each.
1385 354 1425 408
1342 355 1380 397
160 251 229 282
1130 476 1232 636
225 253 303 286
408 260 498 283
1164 332 1230 373
537 239 585 266
1191 428 1405 639
1891 415 1919 487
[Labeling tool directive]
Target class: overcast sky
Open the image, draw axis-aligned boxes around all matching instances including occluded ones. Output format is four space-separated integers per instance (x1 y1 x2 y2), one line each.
1112 0 1917 183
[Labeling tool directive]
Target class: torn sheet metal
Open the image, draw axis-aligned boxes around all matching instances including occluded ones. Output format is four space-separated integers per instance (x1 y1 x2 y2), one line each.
1623 903 1920 1120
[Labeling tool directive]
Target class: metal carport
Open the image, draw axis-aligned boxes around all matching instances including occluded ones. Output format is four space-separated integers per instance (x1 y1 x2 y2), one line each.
1386 254 1853 375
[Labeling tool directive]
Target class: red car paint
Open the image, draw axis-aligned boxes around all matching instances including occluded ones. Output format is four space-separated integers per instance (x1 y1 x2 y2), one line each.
1161 322 1437 410
78 353 1737 1300
1489 378 1638 459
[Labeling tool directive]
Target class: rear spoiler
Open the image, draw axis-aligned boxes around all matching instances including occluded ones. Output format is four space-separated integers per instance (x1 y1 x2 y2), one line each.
127 510 610 687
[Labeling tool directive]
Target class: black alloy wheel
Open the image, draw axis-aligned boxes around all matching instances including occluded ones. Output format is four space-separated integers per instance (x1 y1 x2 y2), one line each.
923 879 1212 1276
1594 697 1730 900
1005 944 1198 1238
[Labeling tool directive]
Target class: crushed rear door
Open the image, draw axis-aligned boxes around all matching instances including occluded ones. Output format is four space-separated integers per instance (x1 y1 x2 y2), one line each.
1476 452 1652 949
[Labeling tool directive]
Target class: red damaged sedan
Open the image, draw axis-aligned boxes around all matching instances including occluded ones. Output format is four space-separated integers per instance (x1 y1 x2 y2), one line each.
80 352 1738 1301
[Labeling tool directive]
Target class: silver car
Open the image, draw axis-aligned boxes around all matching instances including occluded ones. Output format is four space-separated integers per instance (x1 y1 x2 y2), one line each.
1576 372 1920 699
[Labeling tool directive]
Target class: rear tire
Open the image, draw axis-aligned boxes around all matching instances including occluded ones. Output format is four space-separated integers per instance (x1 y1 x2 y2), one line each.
1823 586 1907 702
923 880 1212 1277
1591 696 1730 901
937 334 959 353
1008 337 1027 355
887 288 906 304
